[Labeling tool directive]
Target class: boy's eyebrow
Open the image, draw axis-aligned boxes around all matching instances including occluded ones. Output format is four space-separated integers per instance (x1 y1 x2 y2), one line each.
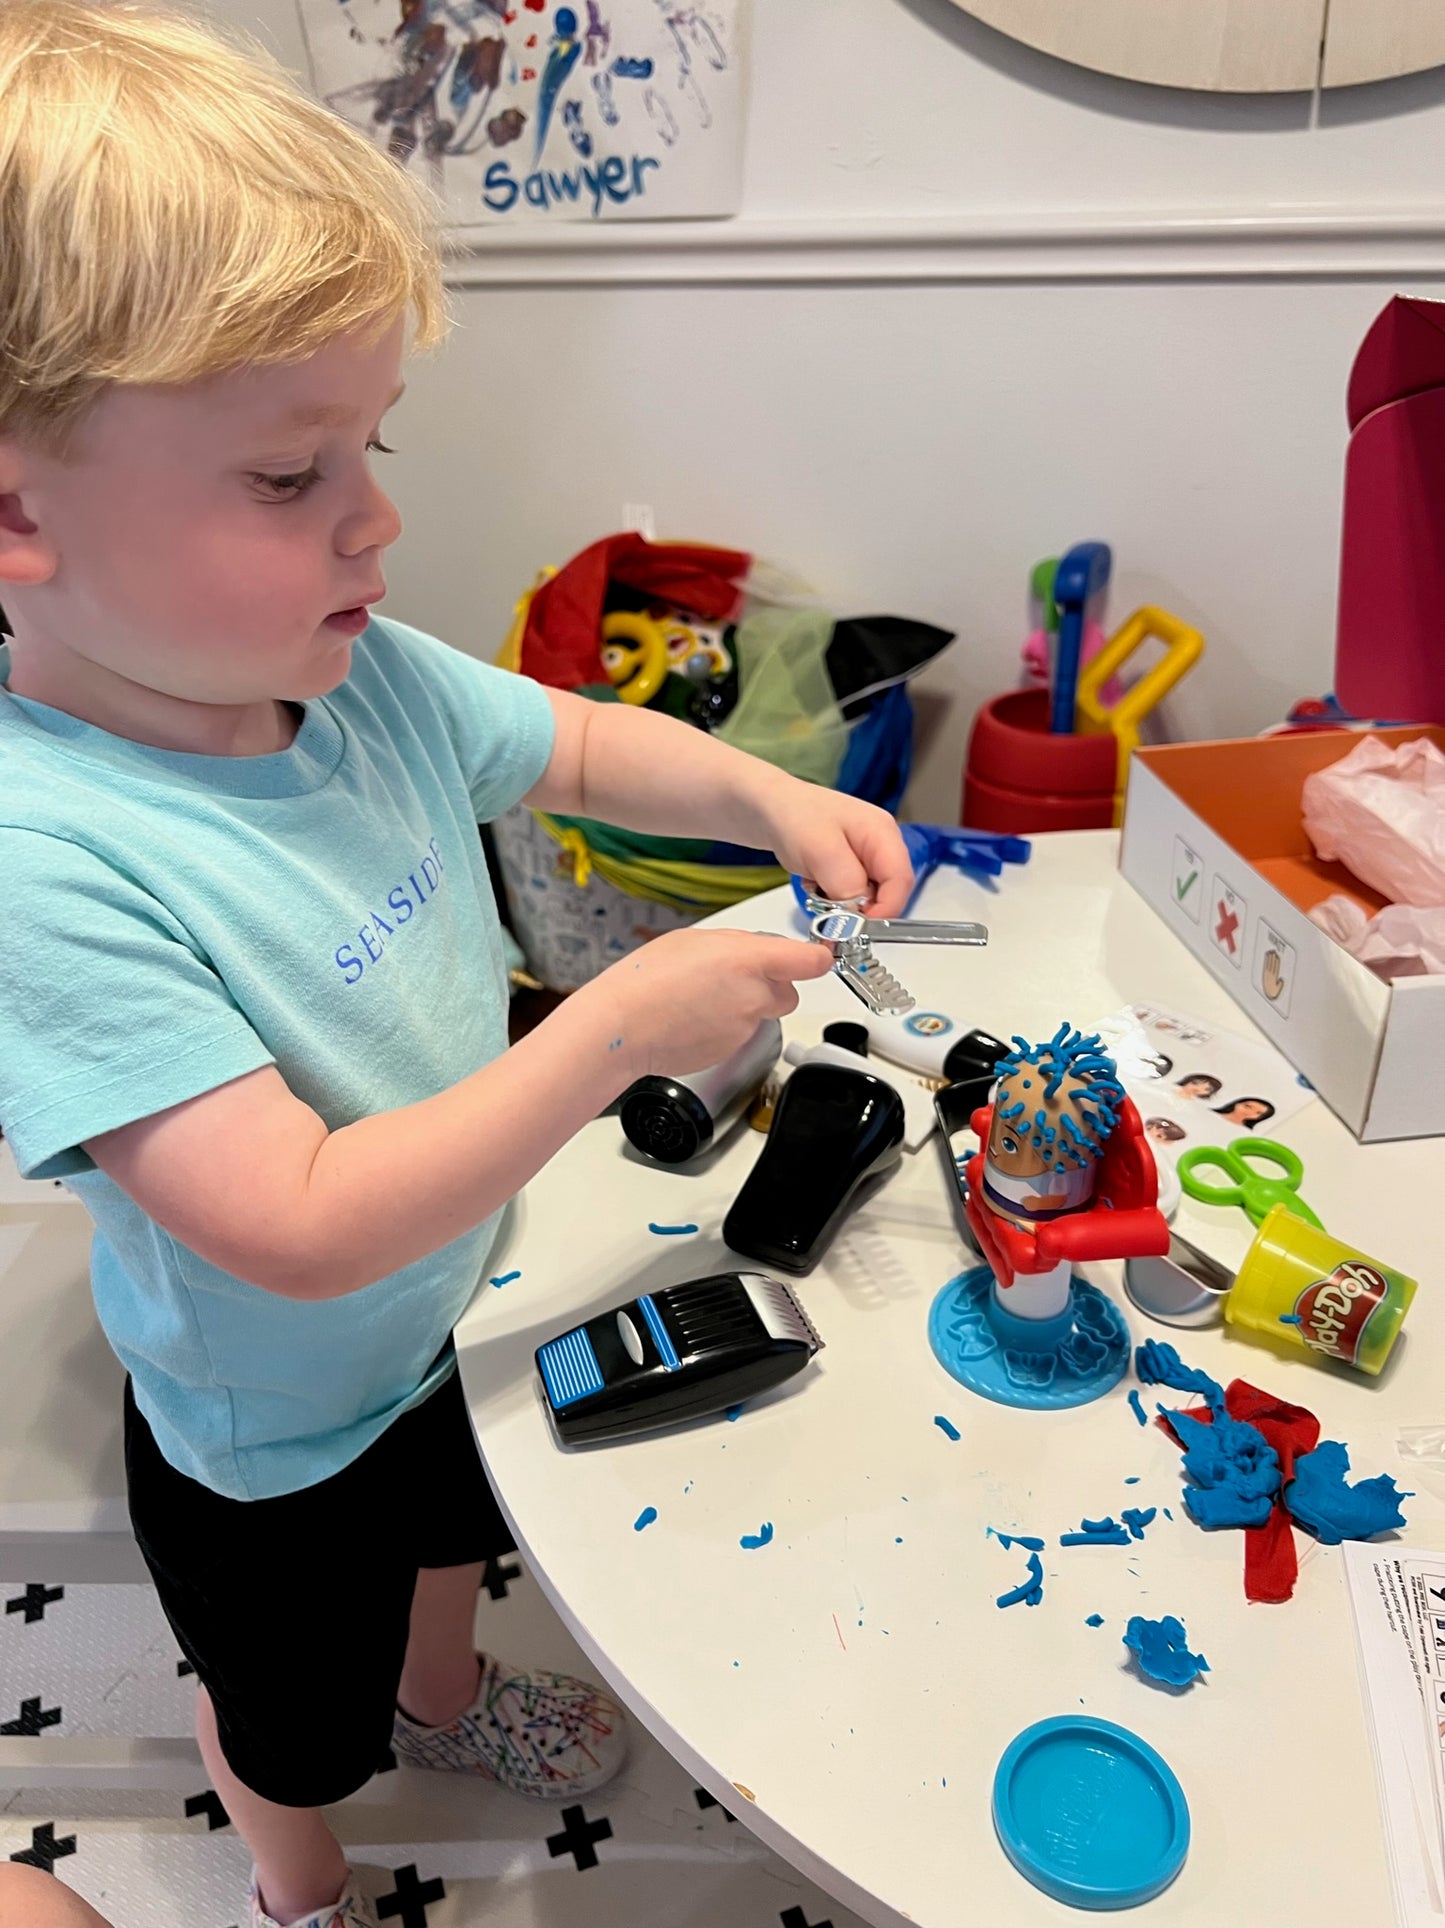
269 382 407 433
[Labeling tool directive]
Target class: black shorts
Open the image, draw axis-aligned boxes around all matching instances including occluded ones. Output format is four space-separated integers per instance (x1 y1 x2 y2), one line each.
124 1360 514 1808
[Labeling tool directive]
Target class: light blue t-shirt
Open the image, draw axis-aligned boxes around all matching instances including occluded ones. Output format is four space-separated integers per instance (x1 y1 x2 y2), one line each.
0 617 554 1501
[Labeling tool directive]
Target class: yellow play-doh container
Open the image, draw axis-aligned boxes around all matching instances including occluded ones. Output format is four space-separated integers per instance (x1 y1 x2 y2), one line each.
1226 1205 1416 1375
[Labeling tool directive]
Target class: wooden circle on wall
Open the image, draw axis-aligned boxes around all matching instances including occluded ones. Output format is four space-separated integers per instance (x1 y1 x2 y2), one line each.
941 0 1445 92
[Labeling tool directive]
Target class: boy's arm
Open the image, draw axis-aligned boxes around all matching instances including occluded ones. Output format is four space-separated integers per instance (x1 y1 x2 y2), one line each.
84 925 830 1303
84 694 912 1302
528 689 912 917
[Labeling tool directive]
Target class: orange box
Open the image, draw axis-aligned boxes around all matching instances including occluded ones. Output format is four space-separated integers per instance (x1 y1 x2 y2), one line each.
1119 726 1445 1142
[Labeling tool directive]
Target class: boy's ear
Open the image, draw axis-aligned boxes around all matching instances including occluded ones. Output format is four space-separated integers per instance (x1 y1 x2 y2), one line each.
0 444 58 587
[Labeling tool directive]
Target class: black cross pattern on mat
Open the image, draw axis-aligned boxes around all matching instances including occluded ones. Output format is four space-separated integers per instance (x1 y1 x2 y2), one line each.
5 1584 64 1625
480 1554 522 1601
376 1863 446 1926
779 1910 834 1928
183 1790 230 1831
9 1824 77 1874
1 1696 61 1736
546 1803 613 1871
694 1786 737 1823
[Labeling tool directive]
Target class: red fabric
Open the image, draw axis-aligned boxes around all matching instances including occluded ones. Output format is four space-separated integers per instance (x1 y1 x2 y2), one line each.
518 534 752 692
1157 1381 1321 1604
963 1097 1170 1288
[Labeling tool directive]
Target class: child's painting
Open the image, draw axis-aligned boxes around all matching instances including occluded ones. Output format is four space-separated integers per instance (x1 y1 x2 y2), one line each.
296 0 746 228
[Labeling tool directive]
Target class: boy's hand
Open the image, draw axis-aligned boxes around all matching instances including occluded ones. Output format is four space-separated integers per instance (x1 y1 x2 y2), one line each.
751 778 913 918
588 927 835 1082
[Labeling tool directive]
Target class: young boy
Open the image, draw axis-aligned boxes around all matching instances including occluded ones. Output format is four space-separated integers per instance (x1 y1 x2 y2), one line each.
0 7 912 1925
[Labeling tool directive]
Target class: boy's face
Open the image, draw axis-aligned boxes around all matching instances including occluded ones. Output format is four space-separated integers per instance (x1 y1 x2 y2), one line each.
4 321 405 708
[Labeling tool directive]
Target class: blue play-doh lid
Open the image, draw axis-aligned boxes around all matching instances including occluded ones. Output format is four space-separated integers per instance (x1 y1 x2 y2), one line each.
992 1715 1190 1910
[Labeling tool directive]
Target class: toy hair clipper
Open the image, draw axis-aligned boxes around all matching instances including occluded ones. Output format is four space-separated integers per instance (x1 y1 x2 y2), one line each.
723 1061 906 1273
536 1271 823 1444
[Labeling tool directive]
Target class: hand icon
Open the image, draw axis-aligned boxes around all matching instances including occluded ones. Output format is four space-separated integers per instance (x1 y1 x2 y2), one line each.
1262 948 1286 1002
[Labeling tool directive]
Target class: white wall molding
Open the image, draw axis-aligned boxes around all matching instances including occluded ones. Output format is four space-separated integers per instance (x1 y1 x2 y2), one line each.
442 208 1445 286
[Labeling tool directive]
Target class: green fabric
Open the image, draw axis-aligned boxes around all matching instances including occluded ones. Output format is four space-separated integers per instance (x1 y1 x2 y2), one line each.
716 605 848 788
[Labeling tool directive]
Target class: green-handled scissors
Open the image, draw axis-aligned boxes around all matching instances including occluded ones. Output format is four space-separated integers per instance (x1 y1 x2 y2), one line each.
1176 1136 1323 1231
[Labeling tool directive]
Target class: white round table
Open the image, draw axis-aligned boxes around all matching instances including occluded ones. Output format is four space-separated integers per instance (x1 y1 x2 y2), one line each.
456 829 1442 1928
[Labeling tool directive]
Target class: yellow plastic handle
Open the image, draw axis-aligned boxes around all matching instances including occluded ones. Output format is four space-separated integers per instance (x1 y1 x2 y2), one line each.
599 610 670 706
495 565 557 672
1074 605 1204 819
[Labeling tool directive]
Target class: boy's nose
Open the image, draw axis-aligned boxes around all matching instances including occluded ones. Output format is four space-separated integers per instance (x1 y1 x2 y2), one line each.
337 480 402 557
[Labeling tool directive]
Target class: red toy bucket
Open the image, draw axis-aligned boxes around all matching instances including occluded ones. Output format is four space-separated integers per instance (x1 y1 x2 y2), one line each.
962 689 1115 833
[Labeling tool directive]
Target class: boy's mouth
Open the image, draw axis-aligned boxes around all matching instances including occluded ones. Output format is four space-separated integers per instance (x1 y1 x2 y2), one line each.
322 589 384 637
323 605 371 637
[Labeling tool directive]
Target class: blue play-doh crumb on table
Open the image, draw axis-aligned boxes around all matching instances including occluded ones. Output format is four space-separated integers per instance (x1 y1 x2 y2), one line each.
648 1222 698 1236
1122 1507 1157 1541
740 1522 775 1550
991 1529 1046 1552
996 1551 1045 1610
633 1507 658 1531
489 1270 521 1288
725 1404 745 1422
1061 1516 1132 1547
1128 1389 1149 1427
1124 1614 1209 1688
934 1415 961 1440
1085 1614 1105 1628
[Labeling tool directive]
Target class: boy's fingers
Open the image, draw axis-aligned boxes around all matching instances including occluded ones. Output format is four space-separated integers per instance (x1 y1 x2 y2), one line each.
747 934 835 982
848 820 914 917
804 837 871 907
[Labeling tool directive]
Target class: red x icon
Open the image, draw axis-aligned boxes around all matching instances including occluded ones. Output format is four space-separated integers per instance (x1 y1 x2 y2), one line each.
1215 902 1240 952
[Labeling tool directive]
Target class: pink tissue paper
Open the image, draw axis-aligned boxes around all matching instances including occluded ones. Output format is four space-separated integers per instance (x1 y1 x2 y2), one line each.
1310 896 1445 980
1301 734 1445 907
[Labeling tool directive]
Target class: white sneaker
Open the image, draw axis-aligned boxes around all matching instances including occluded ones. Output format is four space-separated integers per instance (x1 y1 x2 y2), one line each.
248 1870 378 1928
393 1651 628 1800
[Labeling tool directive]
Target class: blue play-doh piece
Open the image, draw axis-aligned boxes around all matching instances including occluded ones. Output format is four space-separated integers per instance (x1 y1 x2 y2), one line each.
1061 1516 1132 1547
1124 1615 1209 1688
1135 1340 1224 1411
996 1550 1045 1610
1126 1618 1203 1686
993 1531 1046 1552
1171 1407 1280 1529
993 1716 1190 1909
1285 1440 1411 1546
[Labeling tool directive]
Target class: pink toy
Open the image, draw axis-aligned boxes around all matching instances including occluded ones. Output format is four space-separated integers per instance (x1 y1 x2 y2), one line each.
1337 296 1445 727
1021 618 1121 704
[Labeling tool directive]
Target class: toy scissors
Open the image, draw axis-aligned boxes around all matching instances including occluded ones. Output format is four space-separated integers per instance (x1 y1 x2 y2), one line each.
1176 1137 1322 1231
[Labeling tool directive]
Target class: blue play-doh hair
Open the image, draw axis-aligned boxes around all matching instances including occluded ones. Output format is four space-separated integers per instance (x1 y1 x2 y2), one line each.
994 1023 1125 1175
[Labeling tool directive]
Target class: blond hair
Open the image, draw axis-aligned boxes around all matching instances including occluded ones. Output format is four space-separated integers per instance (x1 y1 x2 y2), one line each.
0 0 447 452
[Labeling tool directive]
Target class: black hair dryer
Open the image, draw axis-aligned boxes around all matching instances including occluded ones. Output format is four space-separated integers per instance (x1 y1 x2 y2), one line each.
722 1062 906 1274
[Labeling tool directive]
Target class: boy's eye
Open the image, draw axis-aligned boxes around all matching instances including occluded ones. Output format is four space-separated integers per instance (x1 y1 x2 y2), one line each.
253 465 321 499
251 439 396 502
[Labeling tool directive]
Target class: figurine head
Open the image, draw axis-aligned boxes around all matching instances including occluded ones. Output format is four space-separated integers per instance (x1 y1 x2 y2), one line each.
986 1024 1126 1184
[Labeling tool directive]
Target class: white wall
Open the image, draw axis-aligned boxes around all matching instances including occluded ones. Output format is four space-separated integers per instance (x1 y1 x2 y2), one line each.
222 0 1445 820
